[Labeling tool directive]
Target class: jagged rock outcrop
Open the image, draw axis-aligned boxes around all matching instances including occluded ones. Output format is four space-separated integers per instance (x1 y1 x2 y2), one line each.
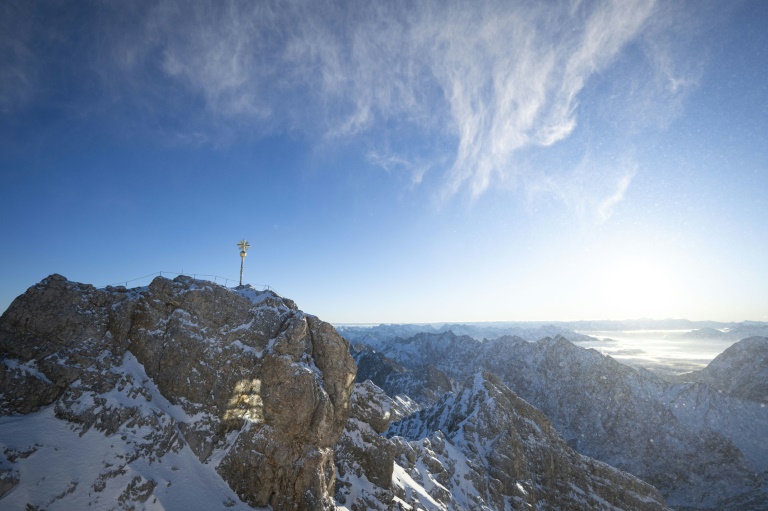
334 381 398 510
0 274 356 510
352 346 452 408
5 275 765 510
336 374 671 510
359 332 768 509
390 372 672 510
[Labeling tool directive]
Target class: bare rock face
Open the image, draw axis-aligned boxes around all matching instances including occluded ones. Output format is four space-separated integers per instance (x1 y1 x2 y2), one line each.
366 331 767 508
334 381 398 509
352 346 453 408
335 375 670 511
0 274 356 510
387 372 671 511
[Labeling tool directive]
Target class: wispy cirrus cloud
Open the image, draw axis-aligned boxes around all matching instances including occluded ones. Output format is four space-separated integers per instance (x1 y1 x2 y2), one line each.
0 1 43 115
528 151 639 225
7 0 702 215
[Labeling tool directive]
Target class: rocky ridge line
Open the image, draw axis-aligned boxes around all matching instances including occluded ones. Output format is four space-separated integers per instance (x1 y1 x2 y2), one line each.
335 375 671 510
354 331 768 509
0 274 356 510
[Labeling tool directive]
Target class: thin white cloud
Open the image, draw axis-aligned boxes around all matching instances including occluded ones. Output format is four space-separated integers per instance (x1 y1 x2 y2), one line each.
414 0 655 202
147 1 276 119
0 2 40 114
529 152 638 224
8 0 704 211
366 150 434 187
597 171 635 222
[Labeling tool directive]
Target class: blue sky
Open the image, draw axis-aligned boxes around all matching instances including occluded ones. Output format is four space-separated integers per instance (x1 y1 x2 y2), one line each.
1 0 767 323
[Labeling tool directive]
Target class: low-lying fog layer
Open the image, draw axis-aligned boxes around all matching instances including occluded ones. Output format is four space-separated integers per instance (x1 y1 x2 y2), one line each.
574 330 734 376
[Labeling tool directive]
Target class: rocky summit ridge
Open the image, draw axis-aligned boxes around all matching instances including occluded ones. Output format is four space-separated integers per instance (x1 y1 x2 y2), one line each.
0 274 356 510
1 274 678 510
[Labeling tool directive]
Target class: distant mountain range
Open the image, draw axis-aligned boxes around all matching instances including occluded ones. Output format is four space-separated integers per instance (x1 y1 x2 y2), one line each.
1 275 767 510
337 319 768 345
350 329 768 510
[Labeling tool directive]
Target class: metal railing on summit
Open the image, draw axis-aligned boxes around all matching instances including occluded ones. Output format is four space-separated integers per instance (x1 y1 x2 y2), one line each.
98 272 272 291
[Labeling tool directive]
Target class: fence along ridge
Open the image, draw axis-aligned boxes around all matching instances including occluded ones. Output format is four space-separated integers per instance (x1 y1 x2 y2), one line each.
98 271 272 291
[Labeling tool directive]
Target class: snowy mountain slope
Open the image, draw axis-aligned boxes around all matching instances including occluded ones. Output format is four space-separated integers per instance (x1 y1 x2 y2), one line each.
724 324 768 340
338 322 593 347
3 274 764 511
682 336 768 403
338 320 768 348
352 346 454 408
337 324 441 349
660 379 768 471
336 377 670 511
0 274 356 510
358 332 768 509
0 357 258 510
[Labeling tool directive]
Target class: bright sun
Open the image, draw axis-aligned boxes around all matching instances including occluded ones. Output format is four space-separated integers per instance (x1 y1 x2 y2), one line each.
595 256 683 319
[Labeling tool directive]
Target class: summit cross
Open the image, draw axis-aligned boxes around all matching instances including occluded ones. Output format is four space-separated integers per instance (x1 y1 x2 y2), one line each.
237 239 250 286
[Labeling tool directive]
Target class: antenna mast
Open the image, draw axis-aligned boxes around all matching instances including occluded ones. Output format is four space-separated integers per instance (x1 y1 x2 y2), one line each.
237 239 250 286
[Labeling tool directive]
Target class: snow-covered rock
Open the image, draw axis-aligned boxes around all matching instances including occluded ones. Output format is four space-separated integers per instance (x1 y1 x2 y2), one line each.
358 332 768 509
336 374 670 510
338 322 593 346
0 274 356 510
352 346 453 408
683 336 768 403
4 275 765 510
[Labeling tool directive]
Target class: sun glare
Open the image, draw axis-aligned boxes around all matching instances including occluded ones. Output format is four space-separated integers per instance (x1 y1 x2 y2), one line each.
595 256 682 318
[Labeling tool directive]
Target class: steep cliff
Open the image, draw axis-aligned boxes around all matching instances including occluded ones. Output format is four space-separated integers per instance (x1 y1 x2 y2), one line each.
352 346 453 408
357 331 768 509
0 274 356 510
335 375 671 510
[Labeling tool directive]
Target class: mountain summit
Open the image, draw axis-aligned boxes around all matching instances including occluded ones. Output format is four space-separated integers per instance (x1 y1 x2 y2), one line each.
0 274 706 510
0 274 356 510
